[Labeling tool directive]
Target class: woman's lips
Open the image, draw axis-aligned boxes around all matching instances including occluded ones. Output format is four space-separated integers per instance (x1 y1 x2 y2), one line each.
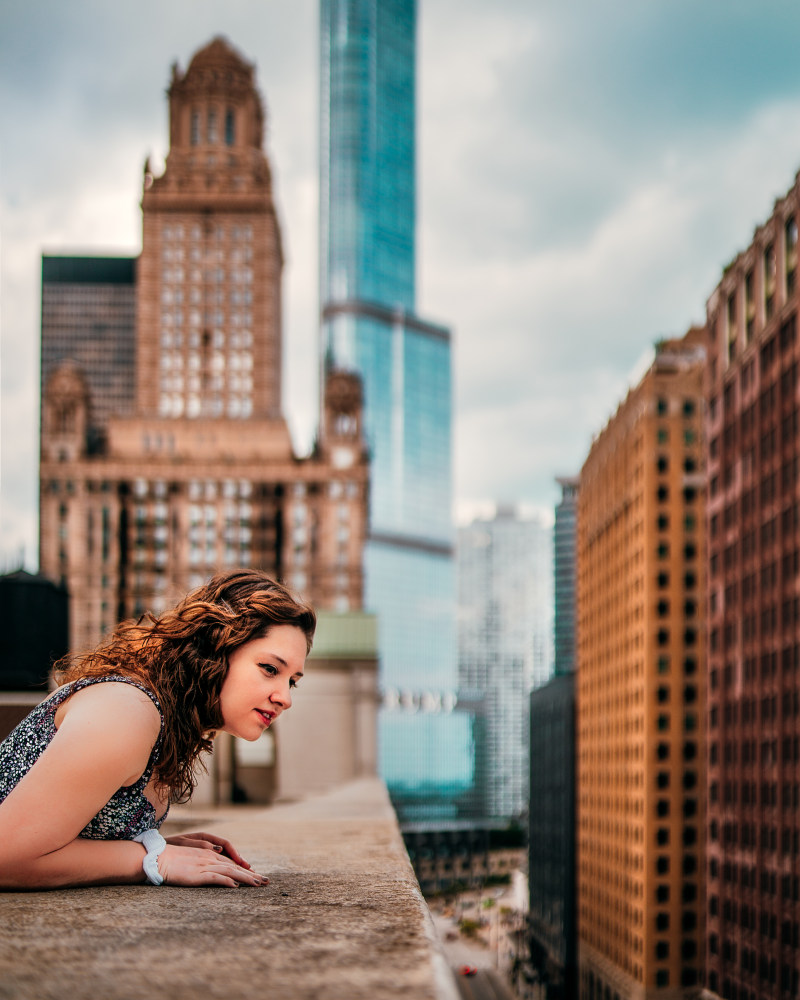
255 709 275 727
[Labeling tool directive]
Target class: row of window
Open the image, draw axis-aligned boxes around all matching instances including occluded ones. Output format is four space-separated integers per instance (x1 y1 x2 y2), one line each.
721 241 797 357
162 266 253 290
190 106 236 147
161 330 253 350
161 223 253 243
161 308 253 329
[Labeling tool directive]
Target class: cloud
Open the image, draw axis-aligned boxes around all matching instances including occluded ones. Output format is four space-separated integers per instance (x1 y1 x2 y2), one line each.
7 0 800 568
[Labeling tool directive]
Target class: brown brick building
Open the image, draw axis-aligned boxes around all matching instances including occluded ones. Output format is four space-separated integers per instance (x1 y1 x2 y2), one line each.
39 38 368 652
577 330 706 999
705 172 800 1000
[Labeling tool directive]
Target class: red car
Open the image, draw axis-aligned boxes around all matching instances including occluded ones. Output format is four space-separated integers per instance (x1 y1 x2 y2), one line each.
460 966 478 977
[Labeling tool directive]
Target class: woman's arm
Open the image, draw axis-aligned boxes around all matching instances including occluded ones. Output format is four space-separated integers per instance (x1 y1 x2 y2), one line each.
0 684 262 889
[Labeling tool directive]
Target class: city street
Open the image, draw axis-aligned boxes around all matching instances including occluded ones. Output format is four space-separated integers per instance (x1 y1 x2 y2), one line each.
429 900 524 1000
453 968 518 1000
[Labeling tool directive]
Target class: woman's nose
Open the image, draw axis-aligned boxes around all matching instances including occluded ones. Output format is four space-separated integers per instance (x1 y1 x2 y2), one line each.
271 680 292 709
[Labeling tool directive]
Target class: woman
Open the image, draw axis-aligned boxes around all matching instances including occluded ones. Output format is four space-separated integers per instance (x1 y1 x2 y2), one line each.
0 569 315 890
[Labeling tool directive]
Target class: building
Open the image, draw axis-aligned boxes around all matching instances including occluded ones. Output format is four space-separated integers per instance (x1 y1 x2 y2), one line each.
319 0 466 821
530 674 576 1000
276 610 379 799
577 330 706 999
39 38 368 658
41 256 136 454
458 506 553 822
529 478 580 1000
704 172 800 1000
0 569 68 692
554 477 580 677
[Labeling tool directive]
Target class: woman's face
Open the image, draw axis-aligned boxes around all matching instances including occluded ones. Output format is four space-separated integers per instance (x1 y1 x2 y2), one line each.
219 625 307 741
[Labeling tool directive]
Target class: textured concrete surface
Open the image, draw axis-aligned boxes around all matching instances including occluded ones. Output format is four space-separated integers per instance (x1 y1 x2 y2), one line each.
0 779 459 1000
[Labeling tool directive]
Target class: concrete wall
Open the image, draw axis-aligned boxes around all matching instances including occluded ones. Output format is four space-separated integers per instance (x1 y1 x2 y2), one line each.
0 778 459 1000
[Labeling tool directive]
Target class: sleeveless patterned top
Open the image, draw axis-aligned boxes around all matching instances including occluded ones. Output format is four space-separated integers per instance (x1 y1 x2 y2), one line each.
0 675 169 839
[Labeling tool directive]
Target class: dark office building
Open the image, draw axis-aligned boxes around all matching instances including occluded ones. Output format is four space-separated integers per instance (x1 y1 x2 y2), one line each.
527 477 578 999
705 171 800 1000
529 674 576 1000
0 569 68 690
41 255 136 451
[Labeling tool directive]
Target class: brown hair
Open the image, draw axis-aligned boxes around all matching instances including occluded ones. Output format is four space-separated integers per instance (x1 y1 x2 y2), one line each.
54 569 316 801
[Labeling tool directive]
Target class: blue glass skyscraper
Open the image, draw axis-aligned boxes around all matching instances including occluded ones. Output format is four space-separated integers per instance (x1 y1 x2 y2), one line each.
320 0 474 822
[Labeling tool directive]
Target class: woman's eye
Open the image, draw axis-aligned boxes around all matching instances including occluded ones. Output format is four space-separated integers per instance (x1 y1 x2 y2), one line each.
289 678 300 689
259 663 277 676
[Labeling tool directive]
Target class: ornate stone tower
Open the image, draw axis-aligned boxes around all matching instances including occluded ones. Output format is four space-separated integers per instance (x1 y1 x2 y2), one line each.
40 39 368 652
137 37 283 422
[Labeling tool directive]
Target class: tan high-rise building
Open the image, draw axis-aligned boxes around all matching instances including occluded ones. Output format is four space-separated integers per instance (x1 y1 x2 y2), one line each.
577 330 706 999
39 38 368 652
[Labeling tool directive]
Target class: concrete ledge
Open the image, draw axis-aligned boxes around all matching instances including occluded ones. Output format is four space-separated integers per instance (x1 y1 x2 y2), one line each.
0 778 459 1000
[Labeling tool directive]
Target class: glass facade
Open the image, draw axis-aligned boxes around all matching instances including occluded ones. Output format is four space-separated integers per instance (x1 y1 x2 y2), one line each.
320 0 475 822
553 477 579 676
320 0 415 310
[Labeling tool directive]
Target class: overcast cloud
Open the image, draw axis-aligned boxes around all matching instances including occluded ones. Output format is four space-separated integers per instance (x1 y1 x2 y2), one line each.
4 0 800 567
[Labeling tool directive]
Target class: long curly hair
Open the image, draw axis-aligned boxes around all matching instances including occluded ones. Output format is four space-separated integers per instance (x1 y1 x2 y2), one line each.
53 569 316 802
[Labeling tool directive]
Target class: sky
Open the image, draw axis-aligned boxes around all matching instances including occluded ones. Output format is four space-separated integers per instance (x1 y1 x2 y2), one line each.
5 0 800 569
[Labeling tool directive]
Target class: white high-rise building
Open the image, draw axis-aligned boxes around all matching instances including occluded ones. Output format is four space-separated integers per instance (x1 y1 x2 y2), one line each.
457 505 553 821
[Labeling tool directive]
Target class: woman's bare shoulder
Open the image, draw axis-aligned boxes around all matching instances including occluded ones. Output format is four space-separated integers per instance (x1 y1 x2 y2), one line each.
55 680 161 738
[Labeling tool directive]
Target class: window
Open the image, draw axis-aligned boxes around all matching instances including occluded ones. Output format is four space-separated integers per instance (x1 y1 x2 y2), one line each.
207 108 218 144
745 269 755 340
225 108 235 146
765 243 777 319
786 216 798 294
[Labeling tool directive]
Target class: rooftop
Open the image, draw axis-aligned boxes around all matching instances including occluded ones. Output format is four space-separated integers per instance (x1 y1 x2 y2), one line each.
1 778 459 1000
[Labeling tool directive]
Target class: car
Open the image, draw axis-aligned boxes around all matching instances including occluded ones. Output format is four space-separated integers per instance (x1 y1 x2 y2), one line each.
459 966 478 977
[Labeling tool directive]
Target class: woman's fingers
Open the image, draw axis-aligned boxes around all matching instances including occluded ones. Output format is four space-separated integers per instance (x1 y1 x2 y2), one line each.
174 831 253 868
165 835 223 852
157 845 268 887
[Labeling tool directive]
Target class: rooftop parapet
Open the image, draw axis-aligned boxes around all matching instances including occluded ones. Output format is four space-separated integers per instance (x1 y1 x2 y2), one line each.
0 778 458 1000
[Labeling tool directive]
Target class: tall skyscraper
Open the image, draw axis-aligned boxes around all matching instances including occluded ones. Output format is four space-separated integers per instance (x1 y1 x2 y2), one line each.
554 476 579 676
458 506 553 821
319 0 467 821
577 330 706 998
528 477 579 1000
39 38 368 653
704 171 800 1000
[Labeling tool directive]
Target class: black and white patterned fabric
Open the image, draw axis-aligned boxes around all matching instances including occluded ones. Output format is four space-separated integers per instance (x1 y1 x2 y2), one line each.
0 675 168 839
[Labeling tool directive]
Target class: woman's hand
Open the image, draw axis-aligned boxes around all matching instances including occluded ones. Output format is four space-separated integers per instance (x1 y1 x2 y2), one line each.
164 831 254 870
157 843 268 887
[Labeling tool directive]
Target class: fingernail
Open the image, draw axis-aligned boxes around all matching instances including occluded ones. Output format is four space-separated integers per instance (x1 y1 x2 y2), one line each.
213 845 224 852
